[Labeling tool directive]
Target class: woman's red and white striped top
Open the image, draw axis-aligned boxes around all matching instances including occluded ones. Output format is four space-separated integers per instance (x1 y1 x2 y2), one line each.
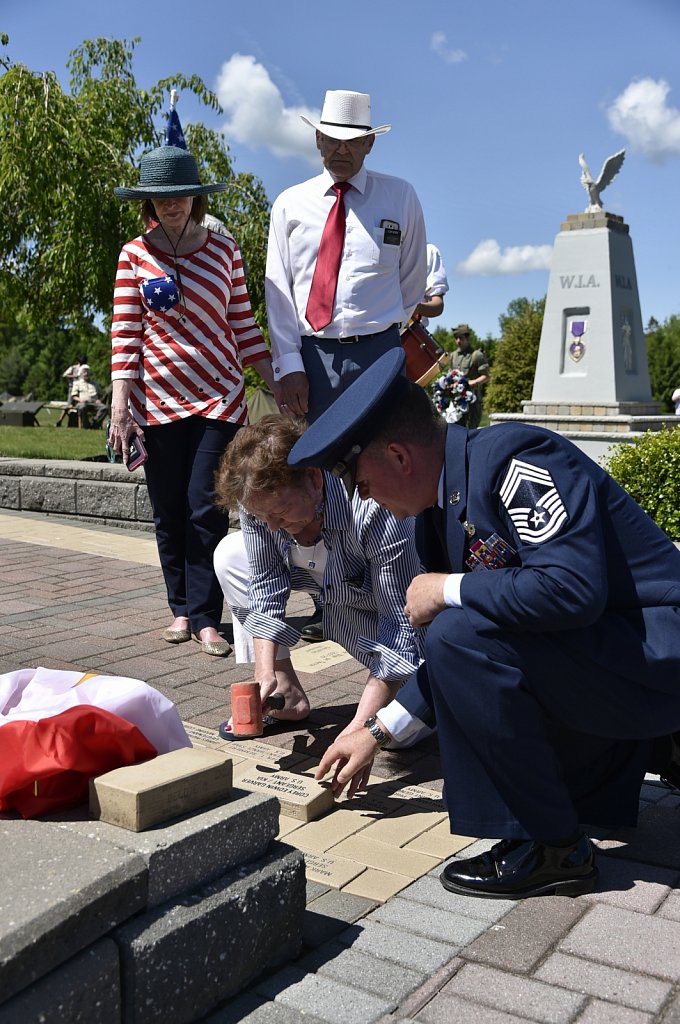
111 229 269 426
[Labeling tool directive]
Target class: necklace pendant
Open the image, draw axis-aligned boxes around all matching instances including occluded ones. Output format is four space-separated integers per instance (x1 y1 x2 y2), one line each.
307 559 316 569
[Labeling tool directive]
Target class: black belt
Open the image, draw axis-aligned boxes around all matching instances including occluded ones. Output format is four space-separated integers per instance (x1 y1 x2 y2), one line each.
333 324 399 344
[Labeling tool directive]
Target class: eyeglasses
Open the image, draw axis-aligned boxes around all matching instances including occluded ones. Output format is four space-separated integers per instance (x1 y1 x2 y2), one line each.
318 134 371 152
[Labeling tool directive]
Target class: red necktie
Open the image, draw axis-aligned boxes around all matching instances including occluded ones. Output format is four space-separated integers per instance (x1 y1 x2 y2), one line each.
306 182 351 332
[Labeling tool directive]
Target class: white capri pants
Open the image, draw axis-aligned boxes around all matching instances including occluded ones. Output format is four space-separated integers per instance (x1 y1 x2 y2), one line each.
213 530 292 664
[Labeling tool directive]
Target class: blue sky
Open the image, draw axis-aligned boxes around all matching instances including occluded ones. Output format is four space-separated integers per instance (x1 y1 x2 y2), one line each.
3 0 680 339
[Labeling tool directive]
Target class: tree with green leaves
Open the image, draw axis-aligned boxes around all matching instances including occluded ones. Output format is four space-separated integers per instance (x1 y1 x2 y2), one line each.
646 315 680 413
485 297 545 413
0 35 270 398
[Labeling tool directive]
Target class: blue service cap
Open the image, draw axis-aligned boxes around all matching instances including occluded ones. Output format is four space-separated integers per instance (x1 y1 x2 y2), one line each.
288 348 412 496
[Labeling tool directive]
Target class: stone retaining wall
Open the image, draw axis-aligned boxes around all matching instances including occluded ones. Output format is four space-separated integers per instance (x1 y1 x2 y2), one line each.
0 790 306 1023
0 457 154 531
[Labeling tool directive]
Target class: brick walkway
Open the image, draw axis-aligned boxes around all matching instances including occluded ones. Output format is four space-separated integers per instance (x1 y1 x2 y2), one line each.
2 507 680 1024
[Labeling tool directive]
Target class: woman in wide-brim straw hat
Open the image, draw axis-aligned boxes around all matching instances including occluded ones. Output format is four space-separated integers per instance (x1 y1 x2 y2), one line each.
110 144 278 657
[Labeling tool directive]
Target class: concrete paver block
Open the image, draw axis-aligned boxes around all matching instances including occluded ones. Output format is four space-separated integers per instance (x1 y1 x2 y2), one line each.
304 890 377 947
399 875 517 923
560 903 680 980
286 807 372 853
440 961 586 1022
573 1001 654 1023
0 820 146 1002
582 854 678 914
366 896 490 948
89 747 233 830
0 938 120 1024
276 815 305 839
57 789 278 907
255 963 394 1023
310 942 426 1003
359 806 448 848
115 843 305 1023
341 867 412 902
234 764 334 821
337 920 455 974
535 951 671 1013
416 992 531 1022
330 833 440 879
658 891 680 922
404 821 478 859
462 896 587 974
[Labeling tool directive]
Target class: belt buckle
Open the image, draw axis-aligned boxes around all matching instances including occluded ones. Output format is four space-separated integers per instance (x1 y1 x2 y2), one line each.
338 335 359 344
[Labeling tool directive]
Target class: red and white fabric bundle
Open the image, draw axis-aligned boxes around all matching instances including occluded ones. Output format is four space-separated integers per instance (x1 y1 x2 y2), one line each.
0 667 191 818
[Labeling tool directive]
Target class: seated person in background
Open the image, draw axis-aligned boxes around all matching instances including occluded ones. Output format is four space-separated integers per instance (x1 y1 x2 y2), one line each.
69 364 104 428
55 351 88 426
213 414 429 746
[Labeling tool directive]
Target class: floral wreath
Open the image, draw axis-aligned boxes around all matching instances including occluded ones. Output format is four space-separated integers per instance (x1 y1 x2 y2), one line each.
431 368 477 423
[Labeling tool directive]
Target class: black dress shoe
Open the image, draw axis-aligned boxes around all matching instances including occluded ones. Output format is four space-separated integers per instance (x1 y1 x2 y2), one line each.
650 732 680 791
300 608 324 642
440 834 598 899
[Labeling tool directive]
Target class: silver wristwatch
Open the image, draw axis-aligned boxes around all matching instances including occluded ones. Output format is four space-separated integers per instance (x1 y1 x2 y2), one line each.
364 715 389 748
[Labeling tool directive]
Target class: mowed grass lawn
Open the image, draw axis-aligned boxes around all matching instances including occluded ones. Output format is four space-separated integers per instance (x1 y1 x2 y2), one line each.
0 405 107 460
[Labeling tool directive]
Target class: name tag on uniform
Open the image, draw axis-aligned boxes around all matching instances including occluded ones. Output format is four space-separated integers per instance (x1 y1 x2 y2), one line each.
381 219 401 245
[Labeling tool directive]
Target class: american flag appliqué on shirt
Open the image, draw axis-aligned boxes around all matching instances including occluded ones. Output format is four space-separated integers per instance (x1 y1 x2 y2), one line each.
499 458 568 544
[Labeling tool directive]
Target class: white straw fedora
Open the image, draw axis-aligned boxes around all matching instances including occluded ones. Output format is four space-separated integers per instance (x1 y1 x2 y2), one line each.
301 90 391 141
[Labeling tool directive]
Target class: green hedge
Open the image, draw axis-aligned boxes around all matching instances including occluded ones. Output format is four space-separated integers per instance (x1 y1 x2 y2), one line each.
604 426 680 540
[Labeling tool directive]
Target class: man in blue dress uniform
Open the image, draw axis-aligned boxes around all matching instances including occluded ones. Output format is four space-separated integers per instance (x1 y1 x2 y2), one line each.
289 348 680 900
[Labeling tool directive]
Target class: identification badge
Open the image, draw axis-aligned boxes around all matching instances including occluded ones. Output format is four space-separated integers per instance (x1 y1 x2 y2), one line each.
381 219 401 245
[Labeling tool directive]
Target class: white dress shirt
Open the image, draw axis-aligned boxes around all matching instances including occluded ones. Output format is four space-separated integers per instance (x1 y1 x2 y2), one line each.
424 243 449 300
266 164 427 379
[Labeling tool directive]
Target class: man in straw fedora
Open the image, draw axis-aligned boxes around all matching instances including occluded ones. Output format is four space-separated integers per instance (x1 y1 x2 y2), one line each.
265 88 426 643
266 88 427 425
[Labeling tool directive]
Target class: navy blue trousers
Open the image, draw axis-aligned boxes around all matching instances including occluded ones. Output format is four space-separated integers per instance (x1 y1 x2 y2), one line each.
416 607 677 840
142 416 239 632
301 326 401 422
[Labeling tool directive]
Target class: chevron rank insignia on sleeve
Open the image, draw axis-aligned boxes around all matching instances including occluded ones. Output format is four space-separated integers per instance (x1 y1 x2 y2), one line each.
499 458 568 543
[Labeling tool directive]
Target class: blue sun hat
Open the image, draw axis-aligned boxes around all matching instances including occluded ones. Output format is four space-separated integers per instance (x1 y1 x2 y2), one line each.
288 348 412 496
114 145 230 200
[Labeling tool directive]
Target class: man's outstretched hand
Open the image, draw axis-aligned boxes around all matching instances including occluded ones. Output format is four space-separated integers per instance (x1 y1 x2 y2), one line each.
315 728 378 799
